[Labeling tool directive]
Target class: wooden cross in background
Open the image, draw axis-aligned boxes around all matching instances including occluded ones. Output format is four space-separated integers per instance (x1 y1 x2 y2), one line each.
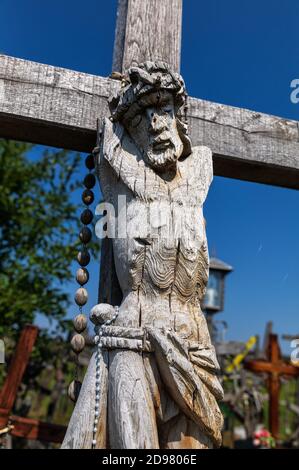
245 334 299 440
0 325 66 445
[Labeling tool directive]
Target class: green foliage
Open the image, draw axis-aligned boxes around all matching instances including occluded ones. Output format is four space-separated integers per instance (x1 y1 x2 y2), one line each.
0 139 82 344
0 140 99 429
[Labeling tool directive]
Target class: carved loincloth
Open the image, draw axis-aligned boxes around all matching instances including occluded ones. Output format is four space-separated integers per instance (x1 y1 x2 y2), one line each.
100 325 224 447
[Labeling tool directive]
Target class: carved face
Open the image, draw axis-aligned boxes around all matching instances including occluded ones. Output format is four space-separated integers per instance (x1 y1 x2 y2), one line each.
123 91 183 171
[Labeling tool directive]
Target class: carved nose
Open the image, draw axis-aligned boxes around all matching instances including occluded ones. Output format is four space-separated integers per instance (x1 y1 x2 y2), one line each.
149 114 167 133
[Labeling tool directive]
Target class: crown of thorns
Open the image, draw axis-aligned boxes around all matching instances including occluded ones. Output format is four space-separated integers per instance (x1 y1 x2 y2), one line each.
109 61 187 122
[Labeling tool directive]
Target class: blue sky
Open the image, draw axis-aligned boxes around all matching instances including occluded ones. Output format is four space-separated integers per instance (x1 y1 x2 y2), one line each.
1 0 298 352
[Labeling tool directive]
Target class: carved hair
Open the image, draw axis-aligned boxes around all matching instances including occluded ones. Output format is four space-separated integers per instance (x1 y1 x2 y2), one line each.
109 61 192 158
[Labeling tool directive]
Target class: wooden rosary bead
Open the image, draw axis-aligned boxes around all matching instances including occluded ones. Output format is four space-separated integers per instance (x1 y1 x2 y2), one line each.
76 267 89 285
73 313 88 333
69 158 96 405
77 249 90 267
71 333 85 353
85 154 95 170
75 287 88 306
68 380 82 402
82 189 94 205
80 209 93 225
79 226 92 244
83 173 96 189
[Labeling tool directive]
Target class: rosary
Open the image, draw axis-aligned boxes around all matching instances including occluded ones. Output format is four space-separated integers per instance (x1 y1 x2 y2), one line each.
68 149 119 448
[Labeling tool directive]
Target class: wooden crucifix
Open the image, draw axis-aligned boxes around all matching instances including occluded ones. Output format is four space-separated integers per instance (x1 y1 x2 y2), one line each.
0 325 66 445
1 0 299 450
245 334 299 440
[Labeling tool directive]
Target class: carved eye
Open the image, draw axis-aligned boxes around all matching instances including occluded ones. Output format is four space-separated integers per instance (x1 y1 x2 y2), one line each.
131 114 142 128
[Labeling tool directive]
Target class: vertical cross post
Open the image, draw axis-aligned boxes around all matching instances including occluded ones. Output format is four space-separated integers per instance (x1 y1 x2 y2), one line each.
112 0 183 73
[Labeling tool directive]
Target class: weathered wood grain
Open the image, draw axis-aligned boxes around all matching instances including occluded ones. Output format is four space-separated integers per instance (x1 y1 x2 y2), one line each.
188 97 299 189
1 54 299 188
108 350 159 448
112 0 182 73
85 62 224 448
112 0 129 73
61 350 109 449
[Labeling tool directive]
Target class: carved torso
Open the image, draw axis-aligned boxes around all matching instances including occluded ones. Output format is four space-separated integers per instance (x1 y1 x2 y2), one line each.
98 124 213 344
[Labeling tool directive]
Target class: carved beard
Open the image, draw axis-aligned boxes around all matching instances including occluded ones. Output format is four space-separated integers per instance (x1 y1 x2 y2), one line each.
145 135 184 171
145 142 183 171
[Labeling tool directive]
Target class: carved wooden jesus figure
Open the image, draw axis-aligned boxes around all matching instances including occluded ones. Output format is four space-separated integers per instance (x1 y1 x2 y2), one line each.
62 62 224 449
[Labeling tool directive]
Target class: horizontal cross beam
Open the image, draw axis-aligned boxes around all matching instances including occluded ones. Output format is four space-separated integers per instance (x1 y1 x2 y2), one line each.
1 54 299 189
245 360 299 376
